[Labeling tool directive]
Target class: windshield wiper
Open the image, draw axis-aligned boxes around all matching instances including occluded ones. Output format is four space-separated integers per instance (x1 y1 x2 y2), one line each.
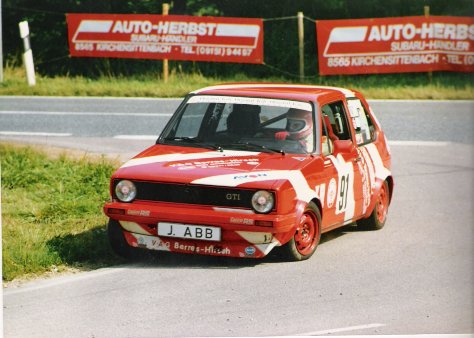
222 142 285 155
164 136 198 142
163 137 223 151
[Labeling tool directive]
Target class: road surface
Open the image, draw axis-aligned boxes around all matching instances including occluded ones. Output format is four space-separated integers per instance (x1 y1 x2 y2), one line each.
1 97 473 337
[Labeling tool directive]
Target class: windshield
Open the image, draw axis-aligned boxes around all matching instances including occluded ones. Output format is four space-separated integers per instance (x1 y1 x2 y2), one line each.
159 95 316 154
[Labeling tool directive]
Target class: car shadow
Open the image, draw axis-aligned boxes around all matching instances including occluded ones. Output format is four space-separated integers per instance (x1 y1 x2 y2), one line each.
46 223 364 272
46 224 280 271
319 223 362 244
46 224 121 270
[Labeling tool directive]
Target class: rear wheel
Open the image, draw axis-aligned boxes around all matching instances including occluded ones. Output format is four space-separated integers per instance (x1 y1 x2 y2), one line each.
107 219 139 259
280 202 321 261
358 180 390 230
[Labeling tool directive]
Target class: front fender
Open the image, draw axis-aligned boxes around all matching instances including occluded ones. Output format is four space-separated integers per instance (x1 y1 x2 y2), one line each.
275 200 307 245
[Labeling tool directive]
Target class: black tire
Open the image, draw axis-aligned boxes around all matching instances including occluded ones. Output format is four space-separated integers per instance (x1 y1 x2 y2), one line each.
358 180 390 230
107 219 139 259
280 202 321 261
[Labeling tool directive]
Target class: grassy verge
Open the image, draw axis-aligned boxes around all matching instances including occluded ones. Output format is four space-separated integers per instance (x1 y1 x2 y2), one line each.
1 143 122 282
0 66 473 99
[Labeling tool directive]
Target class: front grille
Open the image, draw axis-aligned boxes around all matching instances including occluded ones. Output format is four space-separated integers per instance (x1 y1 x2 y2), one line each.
114 180 256 208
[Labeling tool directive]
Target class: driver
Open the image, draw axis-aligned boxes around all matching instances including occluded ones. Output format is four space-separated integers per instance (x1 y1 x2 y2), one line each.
275 108 314 152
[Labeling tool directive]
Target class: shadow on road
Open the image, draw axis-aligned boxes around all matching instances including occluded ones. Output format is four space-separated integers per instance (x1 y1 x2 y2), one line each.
46 223 365 272
46 224 120 270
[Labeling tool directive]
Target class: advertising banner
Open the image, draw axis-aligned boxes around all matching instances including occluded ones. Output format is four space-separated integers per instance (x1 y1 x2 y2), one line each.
67 13 263 64
316 16 474 75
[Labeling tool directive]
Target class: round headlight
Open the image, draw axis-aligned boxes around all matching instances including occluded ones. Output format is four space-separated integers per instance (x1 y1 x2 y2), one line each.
251 190 274 213
115 180 137 202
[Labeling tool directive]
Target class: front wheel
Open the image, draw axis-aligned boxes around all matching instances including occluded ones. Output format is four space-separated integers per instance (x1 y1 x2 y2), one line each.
280 202 321 261
358 180 390 230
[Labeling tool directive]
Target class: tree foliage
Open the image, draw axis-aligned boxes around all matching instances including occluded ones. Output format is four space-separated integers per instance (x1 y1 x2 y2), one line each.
3 0 473 78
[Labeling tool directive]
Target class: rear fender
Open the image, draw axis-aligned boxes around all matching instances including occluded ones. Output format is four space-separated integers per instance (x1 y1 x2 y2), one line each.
364 176 394 218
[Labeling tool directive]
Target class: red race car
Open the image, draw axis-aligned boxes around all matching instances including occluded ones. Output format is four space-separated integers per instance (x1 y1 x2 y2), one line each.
104 83 393 261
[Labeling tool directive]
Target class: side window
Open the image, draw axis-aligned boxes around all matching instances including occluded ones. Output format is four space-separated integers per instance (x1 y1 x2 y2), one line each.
322 101 351 140
321 116 332 155
320 101 351 155
346 98 376 145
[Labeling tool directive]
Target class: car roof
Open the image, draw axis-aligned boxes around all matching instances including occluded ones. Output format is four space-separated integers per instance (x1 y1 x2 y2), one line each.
191 83 359 102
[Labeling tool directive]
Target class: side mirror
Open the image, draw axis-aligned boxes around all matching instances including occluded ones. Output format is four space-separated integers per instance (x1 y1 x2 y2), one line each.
333 139 355 154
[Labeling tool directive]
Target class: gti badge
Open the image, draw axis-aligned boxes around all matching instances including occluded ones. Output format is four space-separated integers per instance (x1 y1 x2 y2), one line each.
226 193 241 201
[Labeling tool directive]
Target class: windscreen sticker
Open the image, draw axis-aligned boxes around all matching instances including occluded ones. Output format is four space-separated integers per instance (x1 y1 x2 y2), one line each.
187 95 312 111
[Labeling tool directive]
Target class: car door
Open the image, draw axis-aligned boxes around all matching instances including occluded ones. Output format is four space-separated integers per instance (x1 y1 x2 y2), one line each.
345 97 379 217
318 100 365 228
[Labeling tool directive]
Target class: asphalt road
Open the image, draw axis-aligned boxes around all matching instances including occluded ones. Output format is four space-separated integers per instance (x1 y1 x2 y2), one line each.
1 97 473 337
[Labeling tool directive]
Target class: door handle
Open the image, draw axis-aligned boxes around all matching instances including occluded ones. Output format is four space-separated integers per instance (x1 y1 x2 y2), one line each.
353 157 362 162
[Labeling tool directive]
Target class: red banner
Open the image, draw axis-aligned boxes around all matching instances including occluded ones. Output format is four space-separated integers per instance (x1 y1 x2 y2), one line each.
316 16 474 75
66 13 263 64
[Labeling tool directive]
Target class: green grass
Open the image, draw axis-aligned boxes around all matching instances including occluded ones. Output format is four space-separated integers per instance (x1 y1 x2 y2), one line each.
1 143 123 282
1 66 473 99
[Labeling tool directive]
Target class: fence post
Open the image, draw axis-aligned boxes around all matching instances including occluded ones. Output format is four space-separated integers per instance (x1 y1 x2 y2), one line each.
19 21 36 86
162 3 170 83
297 12 304 82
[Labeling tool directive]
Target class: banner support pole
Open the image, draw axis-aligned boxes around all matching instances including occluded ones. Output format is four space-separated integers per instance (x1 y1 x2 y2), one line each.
297 12 304 82
162 3 170 83
424 6 433 84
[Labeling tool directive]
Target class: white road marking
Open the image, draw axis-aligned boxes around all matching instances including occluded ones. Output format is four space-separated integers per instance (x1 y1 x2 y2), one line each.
3 267 129 296
113 135 157 140
388 140 450 146
0 111 172 117
296 323 385 336
0 131 72 137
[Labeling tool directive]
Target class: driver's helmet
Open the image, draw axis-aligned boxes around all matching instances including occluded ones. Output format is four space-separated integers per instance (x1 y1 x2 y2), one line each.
286 108 313 140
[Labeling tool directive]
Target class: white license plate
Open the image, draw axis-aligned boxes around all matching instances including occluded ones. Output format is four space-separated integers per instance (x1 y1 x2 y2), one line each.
158 222 221 242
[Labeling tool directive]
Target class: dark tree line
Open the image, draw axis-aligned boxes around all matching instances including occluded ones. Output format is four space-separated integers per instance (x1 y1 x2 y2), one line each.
3 0 473 78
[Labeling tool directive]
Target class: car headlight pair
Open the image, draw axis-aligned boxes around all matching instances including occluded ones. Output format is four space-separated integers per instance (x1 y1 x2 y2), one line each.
115 180 137 202
115 180 274 213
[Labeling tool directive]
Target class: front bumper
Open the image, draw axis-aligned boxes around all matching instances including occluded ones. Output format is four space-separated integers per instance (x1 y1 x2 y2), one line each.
104 201 298 258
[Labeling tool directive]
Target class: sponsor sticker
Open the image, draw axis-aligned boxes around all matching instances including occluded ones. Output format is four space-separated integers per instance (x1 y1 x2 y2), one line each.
327 178 337 208
230 217 254 225
245 246 257 256
127 209 151 217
